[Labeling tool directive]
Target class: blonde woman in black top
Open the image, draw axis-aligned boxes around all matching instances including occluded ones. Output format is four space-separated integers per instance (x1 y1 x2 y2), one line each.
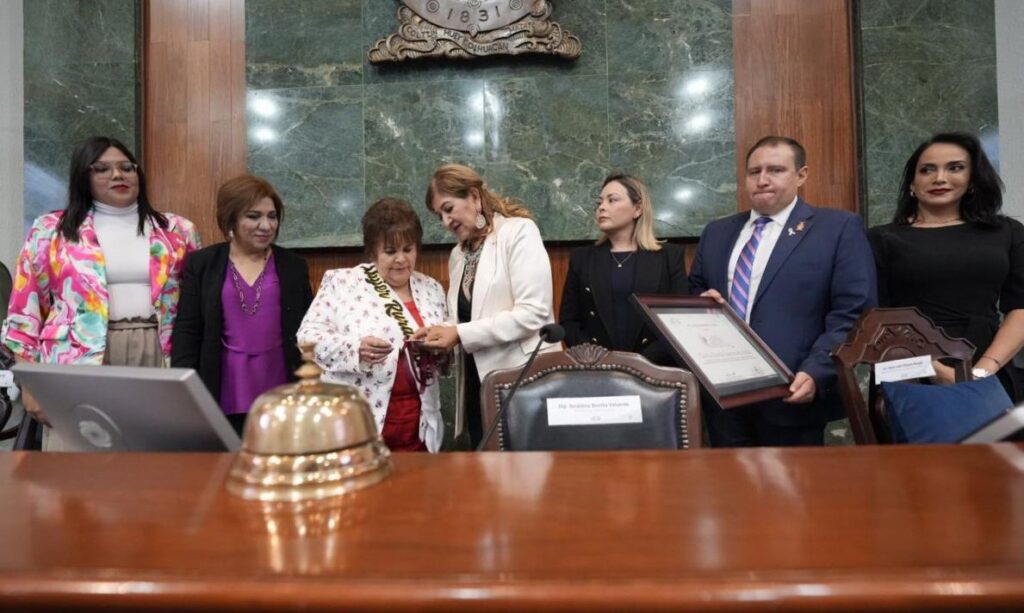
559 174 687 365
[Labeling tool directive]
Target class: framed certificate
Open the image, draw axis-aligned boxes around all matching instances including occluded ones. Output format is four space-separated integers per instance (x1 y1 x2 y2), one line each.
632 295 794 408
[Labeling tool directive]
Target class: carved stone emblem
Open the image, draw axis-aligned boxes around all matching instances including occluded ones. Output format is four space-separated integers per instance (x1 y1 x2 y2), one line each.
368 0 582 63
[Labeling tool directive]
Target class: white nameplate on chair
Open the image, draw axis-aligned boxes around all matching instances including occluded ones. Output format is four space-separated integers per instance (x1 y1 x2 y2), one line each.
874 355 936 383
546 395 643 426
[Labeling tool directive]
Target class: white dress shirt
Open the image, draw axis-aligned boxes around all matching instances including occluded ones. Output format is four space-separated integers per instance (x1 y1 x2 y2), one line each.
726 196 798 322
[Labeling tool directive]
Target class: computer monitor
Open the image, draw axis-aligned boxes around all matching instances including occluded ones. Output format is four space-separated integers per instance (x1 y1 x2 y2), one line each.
12 363 240 452
960 404 1024 444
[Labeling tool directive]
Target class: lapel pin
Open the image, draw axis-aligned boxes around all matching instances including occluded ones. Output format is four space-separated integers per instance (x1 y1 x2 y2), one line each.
796 221 806 233
787 227 795 236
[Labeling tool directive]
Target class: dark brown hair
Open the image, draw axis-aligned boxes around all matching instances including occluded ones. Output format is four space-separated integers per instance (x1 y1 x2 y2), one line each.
58 136 167 241
216 175 283 239
745 135 807 170
894 132 1003 227
362 198 423 257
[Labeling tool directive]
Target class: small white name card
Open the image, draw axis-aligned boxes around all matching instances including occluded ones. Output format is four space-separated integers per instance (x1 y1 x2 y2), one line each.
874 355 936 383
546 395 643 426
0 371 13 387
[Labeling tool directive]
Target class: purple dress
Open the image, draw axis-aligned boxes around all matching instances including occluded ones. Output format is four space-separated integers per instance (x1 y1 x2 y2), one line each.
220 254 288 415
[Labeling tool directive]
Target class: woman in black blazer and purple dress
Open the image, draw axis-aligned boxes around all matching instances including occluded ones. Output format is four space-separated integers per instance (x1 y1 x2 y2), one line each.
559 174 687 366
171 175 312 434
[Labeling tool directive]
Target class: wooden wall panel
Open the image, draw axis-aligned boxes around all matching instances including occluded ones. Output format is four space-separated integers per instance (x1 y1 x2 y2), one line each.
303 249 452 296
143 0 246 246
301 245 571 321
733 0 859 212
299 242 694 322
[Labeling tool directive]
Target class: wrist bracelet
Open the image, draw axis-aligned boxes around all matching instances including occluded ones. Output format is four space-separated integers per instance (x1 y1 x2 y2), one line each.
980 354 1003 368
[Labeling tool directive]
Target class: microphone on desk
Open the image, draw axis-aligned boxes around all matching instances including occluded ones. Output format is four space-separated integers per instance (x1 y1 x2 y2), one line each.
476 323 565 452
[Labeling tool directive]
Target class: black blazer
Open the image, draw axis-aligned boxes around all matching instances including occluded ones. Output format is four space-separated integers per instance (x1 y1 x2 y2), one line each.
559 242 687 365
171 242 313 402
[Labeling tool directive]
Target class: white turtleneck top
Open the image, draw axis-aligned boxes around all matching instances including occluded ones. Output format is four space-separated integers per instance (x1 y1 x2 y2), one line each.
92 201 155 320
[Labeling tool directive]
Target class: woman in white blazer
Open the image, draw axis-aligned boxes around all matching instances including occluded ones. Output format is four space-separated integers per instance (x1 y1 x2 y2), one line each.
298 199 448 452
414 164 555 448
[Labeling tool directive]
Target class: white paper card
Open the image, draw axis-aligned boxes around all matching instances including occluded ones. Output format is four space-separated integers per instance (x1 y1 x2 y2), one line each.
874 355 936 383
0 371 13 387
547 395 643 426
657 312 779 386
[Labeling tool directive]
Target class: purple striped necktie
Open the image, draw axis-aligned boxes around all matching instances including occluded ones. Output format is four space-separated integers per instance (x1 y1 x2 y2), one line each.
729 216 771 320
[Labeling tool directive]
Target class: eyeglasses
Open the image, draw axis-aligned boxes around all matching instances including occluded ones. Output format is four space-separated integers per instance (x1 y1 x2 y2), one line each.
89 162 139 177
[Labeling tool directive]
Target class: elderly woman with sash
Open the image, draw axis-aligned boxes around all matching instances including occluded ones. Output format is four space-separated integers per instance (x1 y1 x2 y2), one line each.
297 198 448 452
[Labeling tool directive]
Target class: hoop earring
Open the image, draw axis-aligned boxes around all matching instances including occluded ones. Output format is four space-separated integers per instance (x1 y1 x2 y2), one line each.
474 213 487 230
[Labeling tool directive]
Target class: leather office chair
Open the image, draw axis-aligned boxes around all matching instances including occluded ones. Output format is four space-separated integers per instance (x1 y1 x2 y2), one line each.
831 307 975 444
480 343 702 451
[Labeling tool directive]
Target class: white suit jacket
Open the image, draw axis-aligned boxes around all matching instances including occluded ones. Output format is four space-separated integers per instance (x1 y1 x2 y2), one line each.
448 215 556 434
297 266 449 452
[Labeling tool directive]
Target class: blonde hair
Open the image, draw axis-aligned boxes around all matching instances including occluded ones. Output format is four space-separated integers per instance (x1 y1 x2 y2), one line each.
595 174 662 251
425 164 532 234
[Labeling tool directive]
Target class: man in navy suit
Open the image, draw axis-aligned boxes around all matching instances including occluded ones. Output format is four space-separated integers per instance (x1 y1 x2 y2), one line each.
689 136 877 446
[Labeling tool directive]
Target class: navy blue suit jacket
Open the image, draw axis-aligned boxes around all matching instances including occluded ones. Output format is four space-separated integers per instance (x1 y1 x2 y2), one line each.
688 199 877 426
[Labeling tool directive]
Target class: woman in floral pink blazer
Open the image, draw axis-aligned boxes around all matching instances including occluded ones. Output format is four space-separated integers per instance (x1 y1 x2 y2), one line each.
5 212 199 364
3 137 200 435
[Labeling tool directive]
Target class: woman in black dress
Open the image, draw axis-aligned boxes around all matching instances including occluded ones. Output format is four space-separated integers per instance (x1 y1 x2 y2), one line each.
559 174 687 365
868 132 1024 398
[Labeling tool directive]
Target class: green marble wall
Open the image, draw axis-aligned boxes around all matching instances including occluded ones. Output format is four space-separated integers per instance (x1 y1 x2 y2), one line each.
246 0 735 247
859 0 998 226
23 0 139 229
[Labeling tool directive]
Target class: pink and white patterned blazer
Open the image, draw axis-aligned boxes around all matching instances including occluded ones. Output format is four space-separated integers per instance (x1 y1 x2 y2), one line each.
3 210 201 364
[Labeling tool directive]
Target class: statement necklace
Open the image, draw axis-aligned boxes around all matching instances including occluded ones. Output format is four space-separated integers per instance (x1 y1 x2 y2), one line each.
461 239 484 298
230 259 268 316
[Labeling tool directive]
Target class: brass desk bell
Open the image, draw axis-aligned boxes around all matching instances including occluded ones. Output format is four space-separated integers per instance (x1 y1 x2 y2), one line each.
226 343 392 501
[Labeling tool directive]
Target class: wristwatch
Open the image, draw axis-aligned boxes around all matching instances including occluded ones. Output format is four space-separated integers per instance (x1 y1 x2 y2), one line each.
972 367 993 379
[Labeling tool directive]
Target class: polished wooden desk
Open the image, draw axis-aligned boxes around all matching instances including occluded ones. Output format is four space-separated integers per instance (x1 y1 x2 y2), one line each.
2 445 1024 611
